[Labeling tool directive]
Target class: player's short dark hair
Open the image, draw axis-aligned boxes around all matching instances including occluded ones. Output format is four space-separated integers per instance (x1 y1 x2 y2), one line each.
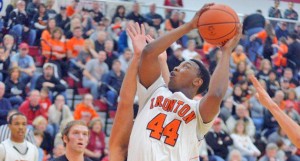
8 112 26 124
191 59 211 94
61 120 88 146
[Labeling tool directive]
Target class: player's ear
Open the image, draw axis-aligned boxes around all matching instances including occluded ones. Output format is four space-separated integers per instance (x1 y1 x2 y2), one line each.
63 135 69 144
193 77 203 88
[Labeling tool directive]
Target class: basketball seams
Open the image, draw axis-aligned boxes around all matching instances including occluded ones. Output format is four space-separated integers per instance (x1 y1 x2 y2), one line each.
199 23 237 40
198 8 238 26
198 22 239 26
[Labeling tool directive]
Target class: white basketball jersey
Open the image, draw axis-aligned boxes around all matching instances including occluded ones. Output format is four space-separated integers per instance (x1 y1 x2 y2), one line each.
128 76 214 161
2 139 38 161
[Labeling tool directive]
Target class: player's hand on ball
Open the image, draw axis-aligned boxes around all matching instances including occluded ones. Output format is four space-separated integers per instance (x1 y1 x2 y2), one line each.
221 24 242 52
126 22 147 58
189 3 214 29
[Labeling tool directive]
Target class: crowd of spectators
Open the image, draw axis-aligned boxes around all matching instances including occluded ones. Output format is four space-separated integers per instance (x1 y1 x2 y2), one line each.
0 0 299 160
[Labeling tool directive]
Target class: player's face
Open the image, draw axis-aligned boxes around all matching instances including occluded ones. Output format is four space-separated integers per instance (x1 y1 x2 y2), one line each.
64 125 89 153
9 115 27 142
168 61 202 93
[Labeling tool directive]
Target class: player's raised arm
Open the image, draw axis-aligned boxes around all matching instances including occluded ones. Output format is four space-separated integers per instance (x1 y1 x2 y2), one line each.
138 3 214 88
199 26 242 123
250 75 300 148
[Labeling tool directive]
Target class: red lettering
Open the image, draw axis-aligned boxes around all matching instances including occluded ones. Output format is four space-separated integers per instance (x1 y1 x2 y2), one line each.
150 98 155 109
173 101 184 113
155 96 164 107
182 111 196 124
162 98 170 111
178 104 190 117
165 100 177 112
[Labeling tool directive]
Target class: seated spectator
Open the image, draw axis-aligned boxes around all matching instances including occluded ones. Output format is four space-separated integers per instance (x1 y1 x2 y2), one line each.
8 0 36 45
273 90 285 110
230 120 261 161
0 82 12 125
263 109 279 138
66 26 85 59
101 60 125 110
83 51 109 99
230 45 251 72
117 21 132 53
48 95 73 136
293 23 300 39
231 61 248 85
4 67 26 108
35 63 67 100
271 37 288 68
81 8 94 39
32 3 49 45
219 97 234 122
73 94 99 124
256 59 272 82
258 143 279 161
282 67 299 88
182 40 199 60
90 2 104 23
165 10 183 31
284 101 300 123
26 0 40 21
126 2 146 24
249 91 265 134
32 116 53 154
46 0 56 18
0 46 10 82
275 22 288 40
19 90 47 125
41 18 57 50
228 149 245 161
266 70 280 97
104 39 119 69
118 48 133 72
112 5 126 23
10 43 36 85
85 118 106 161
226 104 256 138
284 33 300 72
55 6 70 35
285 89 300 114
167 45 184 72
145 4 164 30
205 118 233 160
232 84 245 104
66 0 79 17
2 34 16 56
40 87 51 112
94 31 107 52
33 130 45 161
0 109 36 144
209 48 223 74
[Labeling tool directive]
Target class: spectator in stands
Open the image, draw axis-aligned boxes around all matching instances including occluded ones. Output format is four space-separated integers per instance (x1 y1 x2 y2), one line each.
55 6 70 35
268 0 282 27
256 59 271 82
32 3 49 45
242 10 265 37
271 37 288 69
26 0 40 21
101 60 125 110
275 22 288 40
282 67 298 88
91 2 104 23
226 104 256 138
0 46 10 81
284 2 298 31
182 40 199 60
126 2 147 24
48 95 73 134
228 149 244 161
293 23 300 39
46 0 56 18
32 116 53 154
19 90 47 125
167 45 184 72
40 87 51 112
231 61 247 85
230 120 261 161
66 0 79 17
266 70 280 97
164 0 183 18
67 26 85 59
2 34 16 56
8 0 36 45
230 45 252 71
209 48 223 74
118 48 133 72
35 63 67 100
4 67 26 108
81 8 95 39
33 130 44 161
112 5 126 23
41 18 57 49
0 82 12 125
145 4 164 30
0 109 36 144
73 94 99 124
284 33 300 72
83 51 108 99
263 110 279 138
104 39 119 69
11 43 36 85
258 143 279 161
286 89 300 114
249 90 265 134
232 84 245 104
284 101 300 123
219 97 234 122
165 10 183 31
94 31 107 52
85 118 106 161
205 118 233 160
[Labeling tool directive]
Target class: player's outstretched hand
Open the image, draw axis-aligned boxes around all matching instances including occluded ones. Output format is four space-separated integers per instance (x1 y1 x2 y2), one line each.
126 22 147 58
189 3 214 29
221 24 242 52
249 75 275 110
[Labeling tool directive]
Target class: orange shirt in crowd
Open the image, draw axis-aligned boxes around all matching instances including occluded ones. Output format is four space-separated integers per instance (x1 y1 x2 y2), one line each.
203 42 215 55
256 30 278 44
231 52 248 65
43 38 66 61
67 37 85 58
41 30 51 50
66 6 75 17
74 102 99 123
273 43 288 67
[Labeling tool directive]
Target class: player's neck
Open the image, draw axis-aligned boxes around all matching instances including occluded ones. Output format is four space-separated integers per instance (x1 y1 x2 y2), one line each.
10 136 24 143
65 148 84 161
180 88 196 99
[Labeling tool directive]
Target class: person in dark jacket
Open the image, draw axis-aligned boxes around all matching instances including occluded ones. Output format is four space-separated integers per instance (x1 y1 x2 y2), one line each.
126 2 147 24
145 4 164 30
26 0 40 21
35 63 66 100
167 45 184 72
0 82 12 126
101 60 125 110
284 33 300 72
205 118 233 160
0 46 10 82
103 40 119 70
4 67 26 108
55 6 70 35
242 11 265 36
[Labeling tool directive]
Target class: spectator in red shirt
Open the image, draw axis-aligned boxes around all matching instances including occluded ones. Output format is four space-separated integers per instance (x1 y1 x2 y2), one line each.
19 90 47 125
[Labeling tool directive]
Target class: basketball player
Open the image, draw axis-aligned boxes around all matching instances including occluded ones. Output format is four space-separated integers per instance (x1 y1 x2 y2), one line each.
0 112 39 161
127 4 241 161
52 120 92 161
250 75 300 148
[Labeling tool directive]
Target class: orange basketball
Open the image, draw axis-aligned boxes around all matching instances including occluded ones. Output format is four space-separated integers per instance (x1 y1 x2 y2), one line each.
198 4 239 46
